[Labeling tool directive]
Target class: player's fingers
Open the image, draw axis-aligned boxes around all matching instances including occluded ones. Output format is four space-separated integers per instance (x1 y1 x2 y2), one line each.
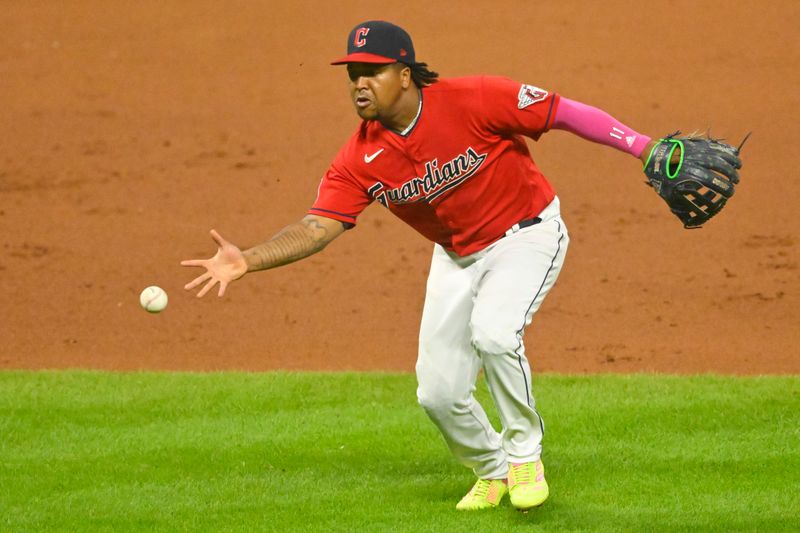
210 229 227 247
197 278 218 298
218 281 228 298
184 272 211 291
181 259 206 267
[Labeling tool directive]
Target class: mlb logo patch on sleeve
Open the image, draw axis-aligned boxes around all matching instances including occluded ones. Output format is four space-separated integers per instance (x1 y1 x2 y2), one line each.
517 84 548 109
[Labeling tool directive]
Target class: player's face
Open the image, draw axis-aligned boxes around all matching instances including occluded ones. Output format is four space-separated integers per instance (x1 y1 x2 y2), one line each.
347 62 407 121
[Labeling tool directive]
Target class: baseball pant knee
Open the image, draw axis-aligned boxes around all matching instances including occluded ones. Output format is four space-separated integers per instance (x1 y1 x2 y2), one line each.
416 378 463 415
470 321 518 357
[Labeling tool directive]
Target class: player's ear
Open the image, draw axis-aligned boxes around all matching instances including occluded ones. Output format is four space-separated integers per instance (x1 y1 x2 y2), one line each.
399 63 412 89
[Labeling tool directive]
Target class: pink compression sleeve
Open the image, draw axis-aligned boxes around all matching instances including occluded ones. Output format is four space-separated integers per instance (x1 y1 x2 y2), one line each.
552 97 651 158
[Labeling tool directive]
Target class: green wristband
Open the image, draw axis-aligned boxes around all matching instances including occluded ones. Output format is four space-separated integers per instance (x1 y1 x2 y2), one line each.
643 141 660 170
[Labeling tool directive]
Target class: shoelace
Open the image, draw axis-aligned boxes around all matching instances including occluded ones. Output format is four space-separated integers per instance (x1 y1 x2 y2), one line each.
469 479 492 498
510 463 535 485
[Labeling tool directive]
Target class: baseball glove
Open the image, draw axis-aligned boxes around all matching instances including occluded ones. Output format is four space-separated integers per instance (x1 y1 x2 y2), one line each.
643 132 748 228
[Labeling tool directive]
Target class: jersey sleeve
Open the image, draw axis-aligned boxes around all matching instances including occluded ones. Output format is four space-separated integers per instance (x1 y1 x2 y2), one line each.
308 159 372 229
479 76 560 140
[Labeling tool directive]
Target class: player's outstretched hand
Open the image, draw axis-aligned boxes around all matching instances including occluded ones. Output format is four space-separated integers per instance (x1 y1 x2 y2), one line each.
181 229 248 298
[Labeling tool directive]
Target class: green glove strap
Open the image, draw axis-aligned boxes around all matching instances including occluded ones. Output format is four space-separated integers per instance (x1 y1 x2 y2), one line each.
643 138 685 180
665 139 684 180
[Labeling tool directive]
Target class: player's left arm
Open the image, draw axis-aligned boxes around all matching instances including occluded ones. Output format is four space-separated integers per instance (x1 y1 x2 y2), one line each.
552 96 746 227
550 97 654 161
479 76 655 159
550 98 698 169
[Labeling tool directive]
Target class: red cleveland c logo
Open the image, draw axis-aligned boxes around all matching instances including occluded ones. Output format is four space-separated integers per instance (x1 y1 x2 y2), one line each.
354 27 370 48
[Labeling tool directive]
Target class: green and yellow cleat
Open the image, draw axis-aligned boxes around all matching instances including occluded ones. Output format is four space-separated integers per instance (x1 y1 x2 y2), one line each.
456 478 508 511
508 460 549 511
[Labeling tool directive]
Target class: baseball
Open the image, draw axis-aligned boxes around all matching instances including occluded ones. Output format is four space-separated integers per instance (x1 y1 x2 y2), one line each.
139 285 168 313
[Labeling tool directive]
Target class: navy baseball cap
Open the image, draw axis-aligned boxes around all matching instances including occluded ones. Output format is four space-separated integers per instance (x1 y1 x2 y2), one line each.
330 20 416 65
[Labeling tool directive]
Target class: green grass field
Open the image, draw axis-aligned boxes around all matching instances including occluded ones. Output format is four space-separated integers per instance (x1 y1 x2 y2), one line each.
1 371 798 532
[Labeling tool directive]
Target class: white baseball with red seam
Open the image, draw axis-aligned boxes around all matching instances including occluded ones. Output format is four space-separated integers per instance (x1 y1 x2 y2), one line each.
139 286 168 313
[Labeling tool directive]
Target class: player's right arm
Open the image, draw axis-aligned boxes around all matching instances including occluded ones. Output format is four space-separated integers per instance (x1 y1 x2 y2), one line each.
181 214 345 298
183 134 370 299
244 214 346 271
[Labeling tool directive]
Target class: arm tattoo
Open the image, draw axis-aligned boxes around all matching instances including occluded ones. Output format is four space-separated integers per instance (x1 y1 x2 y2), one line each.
243 218 334 272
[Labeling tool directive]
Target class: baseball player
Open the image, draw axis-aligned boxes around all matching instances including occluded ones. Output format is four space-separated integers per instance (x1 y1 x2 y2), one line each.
182 21 743 511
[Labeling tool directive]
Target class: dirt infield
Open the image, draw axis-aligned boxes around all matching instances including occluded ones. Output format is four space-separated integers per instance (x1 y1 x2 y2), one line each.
1 1 797 374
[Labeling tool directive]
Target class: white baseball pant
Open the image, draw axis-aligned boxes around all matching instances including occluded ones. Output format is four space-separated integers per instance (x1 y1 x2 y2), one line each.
416 196 568 480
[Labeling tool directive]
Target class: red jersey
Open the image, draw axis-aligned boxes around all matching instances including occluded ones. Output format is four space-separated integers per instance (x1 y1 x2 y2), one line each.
309 75 560 256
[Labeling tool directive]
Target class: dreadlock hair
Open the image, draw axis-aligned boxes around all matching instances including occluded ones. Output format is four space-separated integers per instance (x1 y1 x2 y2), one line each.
406 62 439 87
